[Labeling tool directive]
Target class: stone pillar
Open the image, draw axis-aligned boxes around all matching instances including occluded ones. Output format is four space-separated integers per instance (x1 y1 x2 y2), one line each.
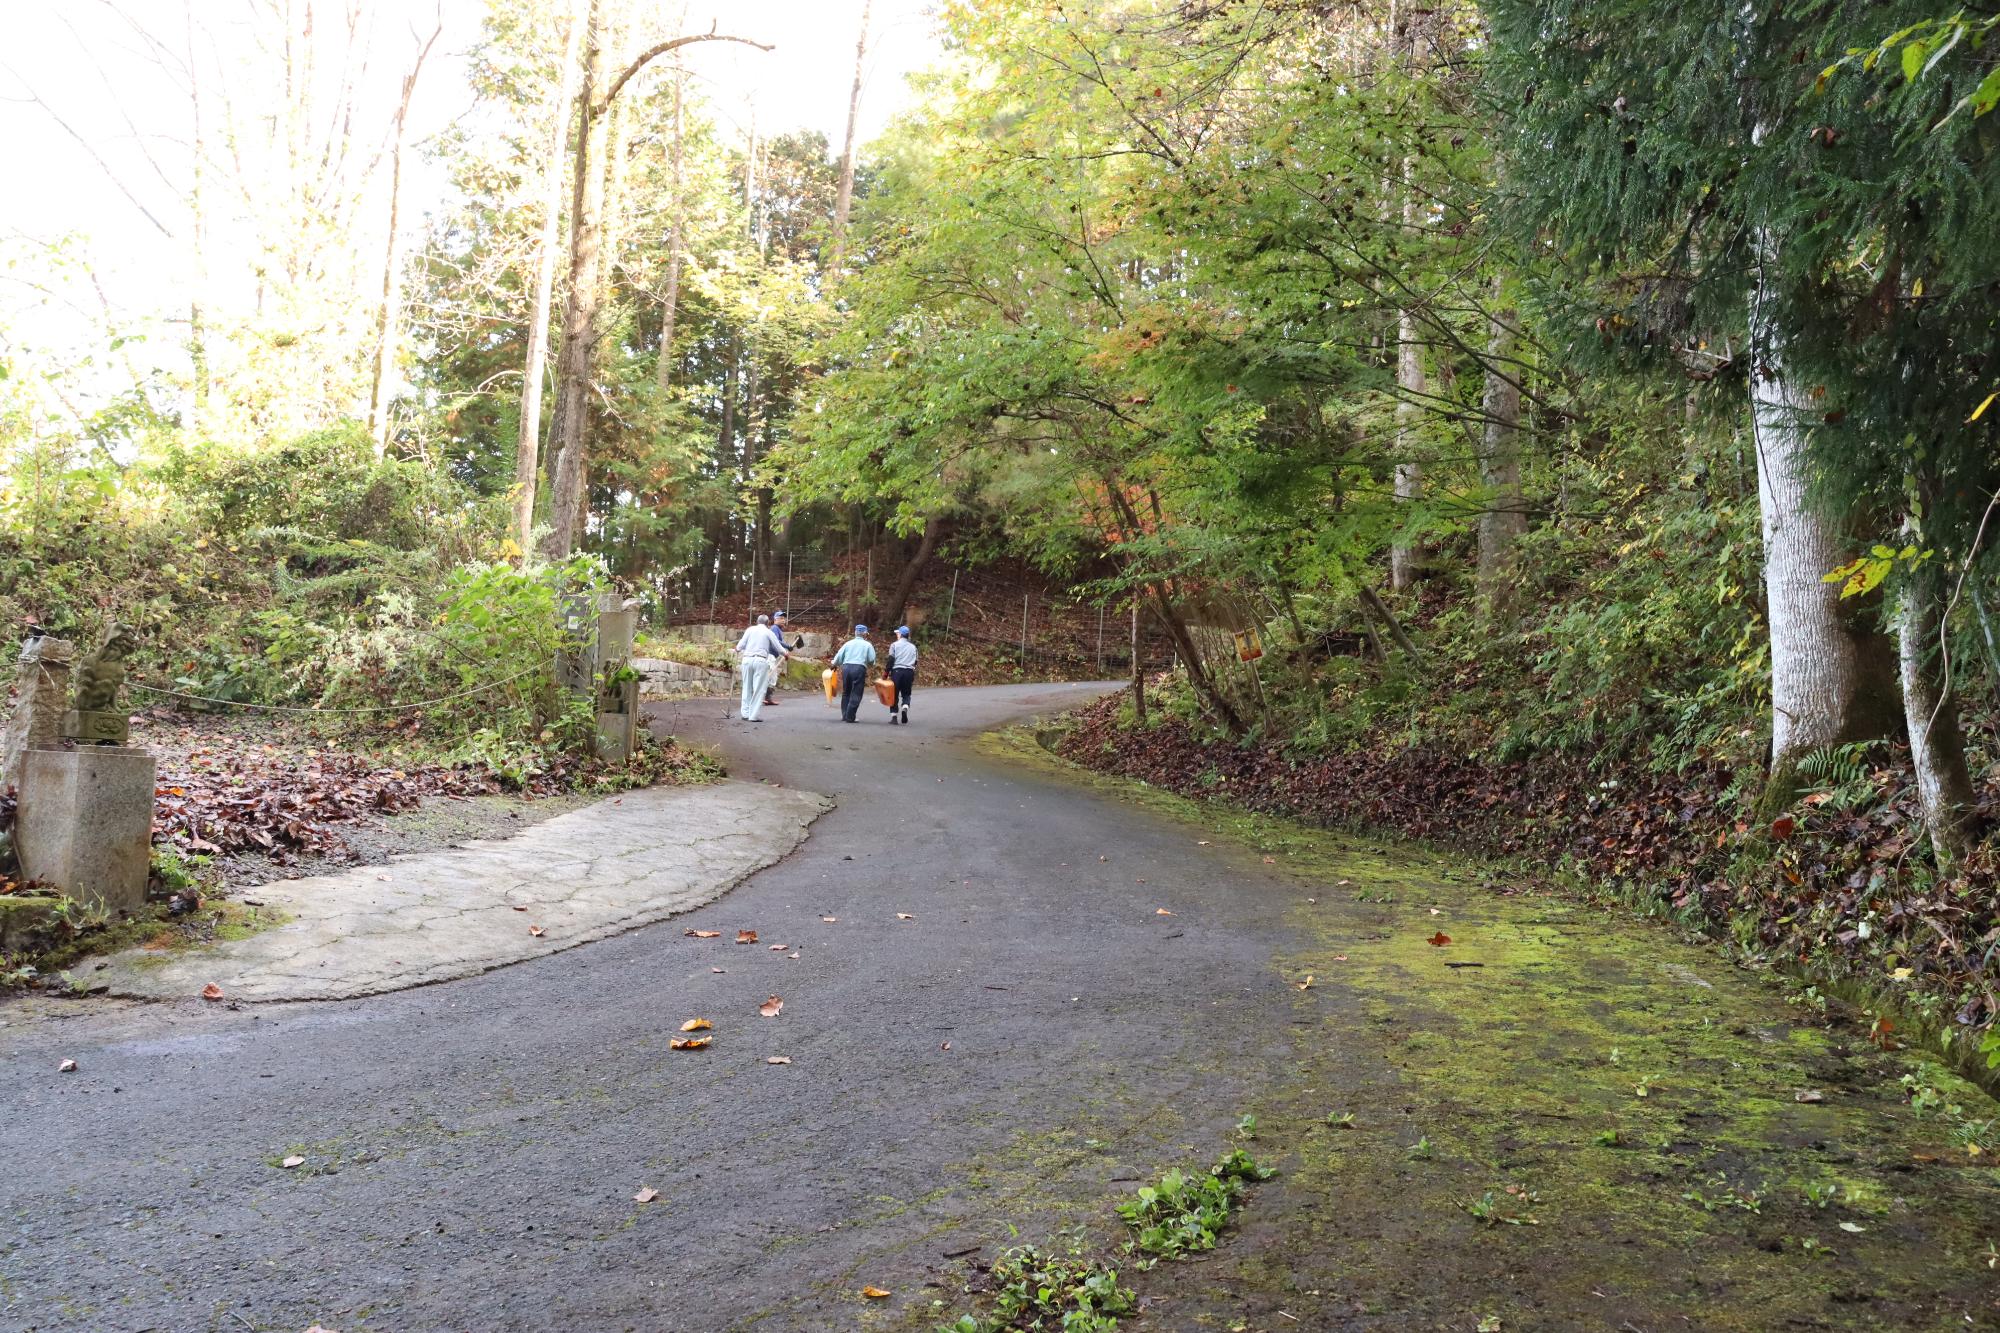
595 597 639 763
16 746 156 916
1 635 75 793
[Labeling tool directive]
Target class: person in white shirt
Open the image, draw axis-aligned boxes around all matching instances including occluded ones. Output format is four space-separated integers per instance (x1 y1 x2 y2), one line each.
733 614 786 722
887 625 918 725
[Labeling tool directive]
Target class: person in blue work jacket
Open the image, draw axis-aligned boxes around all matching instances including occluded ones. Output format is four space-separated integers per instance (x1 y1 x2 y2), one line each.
829 624 877 723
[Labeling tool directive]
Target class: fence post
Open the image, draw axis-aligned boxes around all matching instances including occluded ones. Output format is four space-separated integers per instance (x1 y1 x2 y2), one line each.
1096 604 1105 676
943 569 960 638
786 553 793 614
1020 593 1030 666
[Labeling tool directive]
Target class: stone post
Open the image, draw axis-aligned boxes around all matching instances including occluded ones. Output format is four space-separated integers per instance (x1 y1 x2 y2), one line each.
17 746 156 916
1 635 75 793
595 594 639 763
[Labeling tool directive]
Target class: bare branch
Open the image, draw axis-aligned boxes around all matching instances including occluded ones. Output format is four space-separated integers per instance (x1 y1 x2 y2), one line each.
602 25 772 109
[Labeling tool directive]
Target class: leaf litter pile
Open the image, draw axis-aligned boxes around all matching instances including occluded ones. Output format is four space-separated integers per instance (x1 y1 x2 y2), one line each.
128 710 711 868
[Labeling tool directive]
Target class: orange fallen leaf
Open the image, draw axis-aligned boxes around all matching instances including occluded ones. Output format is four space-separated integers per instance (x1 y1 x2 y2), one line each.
529 925 546 938
737 930 759 944
1427 932 1451 947
759 995 784 1018
766 1055 792 1065
634 1187 659 1203
686 929 721 939
201 983 224 1001
669 1036 711 1050
1156 908 1175 916
679 1018 713 1032
58 1058 77 1072
281 1155 305 1169
862 1286 892 1299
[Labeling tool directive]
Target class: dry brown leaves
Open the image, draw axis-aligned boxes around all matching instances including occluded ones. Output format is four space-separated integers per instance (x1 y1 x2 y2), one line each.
758 995 784 1018
669 1036 711 1051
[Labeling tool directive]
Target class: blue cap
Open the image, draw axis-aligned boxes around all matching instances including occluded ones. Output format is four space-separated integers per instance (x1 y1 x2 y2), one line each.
896 626 910 636
855 624 868 634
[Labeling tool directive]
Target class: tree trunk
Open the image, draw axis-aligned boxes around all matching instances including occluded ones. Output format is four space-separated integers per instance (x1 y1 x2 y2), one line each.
1389 288 1425 591
367 19 442 458
881 514 944 629
1899 569 1978 867
1749 345 1899 803
543 0 613 559
544 17 770 559
828 0 871 275
1357 583 1420 658
514 0 585 555
655 63 685 393
1130 597 1146 723
1476 299 1526 616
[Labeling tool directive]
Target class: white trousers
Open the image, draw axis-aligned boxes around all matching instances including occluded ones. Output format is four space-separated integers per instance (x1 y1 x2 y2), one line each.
739 655 774 720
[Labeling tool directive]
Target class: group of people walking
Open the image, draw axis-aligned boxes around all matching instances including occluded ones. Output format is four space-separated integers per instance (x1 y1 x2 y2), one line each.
732 612 918 726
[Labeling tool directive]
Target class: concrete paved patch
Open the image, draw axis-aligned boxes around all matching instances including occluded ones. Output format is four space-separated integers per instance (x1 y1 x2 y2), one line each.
97 781 830 1002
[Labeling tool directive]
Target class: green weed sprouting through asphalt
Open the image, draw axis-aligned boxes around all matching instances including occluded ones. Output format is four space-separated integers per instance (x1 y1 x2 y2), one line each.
934 1139 1276 1331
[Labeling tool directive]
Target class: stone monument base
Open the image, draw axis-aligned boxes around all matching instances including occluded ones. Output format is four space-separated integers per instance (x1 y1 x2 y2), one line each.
16 746 156 916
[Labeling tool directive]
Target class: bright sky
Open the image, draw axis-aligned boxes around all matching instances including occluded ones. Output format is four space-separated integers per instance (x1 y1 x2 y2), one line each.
0 0 938 404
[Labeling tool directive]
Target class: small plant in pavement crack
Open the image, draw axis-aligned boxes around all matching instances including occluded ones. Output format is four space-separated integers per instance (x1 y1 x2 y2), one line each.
1117 1149 1275 1261
935 1231 1135 1333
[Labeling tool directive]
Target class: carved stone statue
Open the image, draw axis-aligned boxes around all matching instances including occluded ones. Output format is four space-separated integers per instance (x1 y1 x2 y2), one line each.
62 623 137 745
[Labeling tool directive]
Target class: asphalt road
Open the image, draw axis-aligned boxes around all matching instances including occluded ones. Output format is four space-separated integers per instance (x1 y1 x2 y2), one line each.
0 683 1319 1332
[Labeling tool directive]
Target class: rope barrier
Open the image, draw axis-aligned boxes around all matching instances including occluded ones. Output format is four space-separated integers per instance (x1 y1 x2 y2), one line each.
126 664 547 716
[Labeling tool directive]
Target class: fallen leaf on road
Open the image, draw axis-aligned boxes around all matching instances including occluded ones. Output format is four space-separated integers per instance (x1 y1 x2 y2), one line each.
788 952 800 960
941 1042 952 1051
770 943 787 951
686 929 721 939
679 1018 712 1032
711 967 725 973
634 1187 659 1203
201 983 224 1001
281 1155 305 1168
766 1056 792 1065
376 873 390 881
1197 840 1210 845
1297 975 1315 990
862 1286 891 1299
737 930 759 944
58 1059 77 1073
1156 908 1175 916
669 1037 711 1050
1427 932 1451 947
529 925 546 938
897 913 914 921
512 905 528 912
821 916 837 922
759 995 784 1018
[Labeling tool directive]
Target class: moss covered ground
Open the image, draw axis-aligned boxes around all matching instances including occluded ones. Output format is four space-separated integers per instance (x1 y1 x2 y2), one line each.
966 728 2000 1332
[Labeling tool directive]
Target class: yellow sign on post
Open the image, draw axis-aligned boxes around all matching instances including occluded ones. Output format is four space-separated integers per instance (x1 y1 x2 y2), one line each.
1233 628 1264 662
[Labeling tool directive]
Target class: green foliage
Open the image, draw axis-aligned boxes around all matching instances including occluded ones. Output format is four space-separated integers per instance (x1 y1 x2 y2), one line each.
1114 1149 1274 1260
936 1232 1136 1333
